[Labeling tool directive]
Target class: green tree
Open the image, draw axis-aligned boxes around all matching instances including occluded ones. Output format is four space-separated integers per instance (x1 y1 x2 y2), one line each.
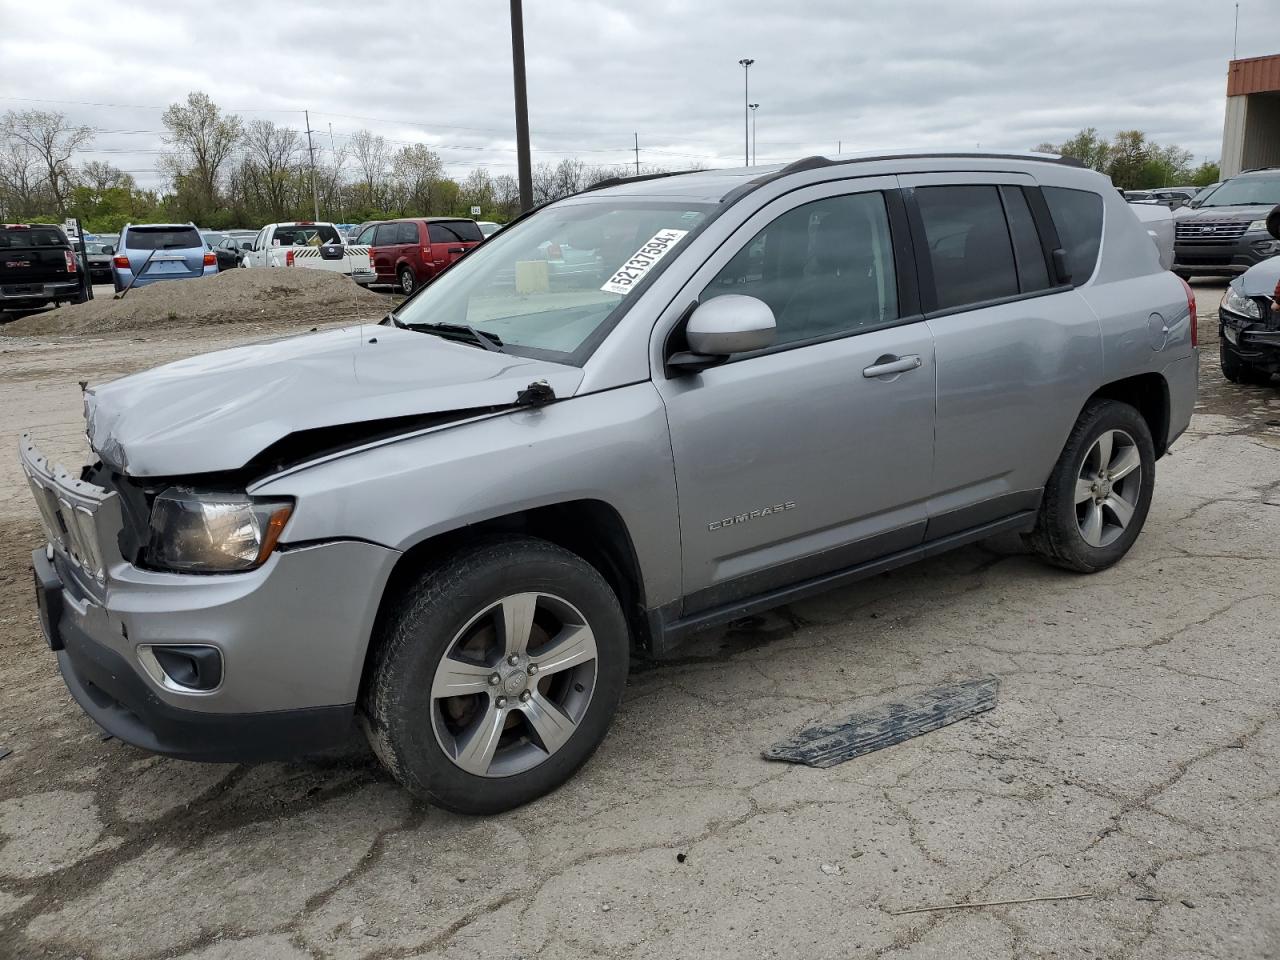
160 92 242 223
1190 161 1220 187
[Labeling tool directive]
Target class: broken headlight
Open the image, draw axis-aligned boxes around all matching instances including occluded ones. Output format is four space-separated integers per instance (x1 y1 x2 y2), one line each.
147 488 293 573
1221 286 1261 320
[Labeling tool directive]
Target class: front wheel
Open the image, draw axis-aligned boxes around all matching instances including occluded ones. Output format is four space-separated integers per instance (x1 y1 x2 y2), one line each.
1028 400 1156 573
361 538 629 814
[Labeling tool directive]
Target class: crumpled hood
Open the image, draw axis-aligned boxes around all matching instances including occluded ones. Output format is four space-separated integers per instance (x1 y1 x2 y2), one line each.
1235 254 1280 298
85 325 584 477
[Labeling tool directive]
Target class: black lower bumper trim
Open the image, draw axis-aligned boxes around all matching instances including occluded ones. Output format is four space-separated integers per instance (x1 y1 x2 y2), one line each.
36 550 356 762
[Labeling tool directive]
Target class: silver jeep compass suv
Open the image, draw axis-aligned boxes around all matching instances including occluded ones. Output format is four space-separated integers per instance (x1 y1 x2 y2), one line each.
22 152 1199 813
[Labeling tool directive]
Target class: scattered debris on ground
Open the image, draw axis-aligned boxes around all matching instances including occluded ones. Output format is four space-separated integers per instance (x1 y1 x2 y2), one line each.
2 268 390 337
764 676 1000 767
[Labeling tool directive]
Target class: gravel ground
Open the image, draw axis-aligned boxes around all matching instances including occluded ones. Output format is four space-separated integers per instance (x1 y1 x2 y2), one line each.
2 268 389 337
1 281 1279 960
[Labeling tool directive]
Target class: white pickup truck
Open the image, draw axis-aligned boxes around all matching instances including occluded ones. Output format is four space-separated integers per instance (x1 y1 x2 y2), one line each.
241 221 369 276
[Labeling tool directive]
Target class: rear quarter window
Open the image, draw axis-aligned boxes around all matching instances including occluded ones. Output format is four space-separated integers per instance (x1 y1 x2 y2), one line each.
1042 187 1104 286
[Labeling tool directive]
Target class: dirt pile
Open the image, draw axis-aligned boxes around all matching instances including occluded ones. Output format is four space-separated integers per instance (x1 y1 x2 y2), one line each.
3 268 391 337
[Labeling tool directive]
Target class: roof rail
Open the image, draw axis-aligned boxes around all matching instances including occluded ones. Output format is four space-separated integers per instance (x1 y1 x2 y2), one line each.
585 169 701 192
723 150 1086 203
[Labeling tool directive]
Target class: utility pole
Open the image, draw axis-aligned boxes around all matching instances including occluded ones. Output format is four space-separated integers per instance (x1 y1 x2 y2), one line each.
510 0 534 212
749 104 759 166
837 140 841 155
1233 2 1239 59
634 132 640 175
304 109 320 221
328 122 344 223
738 58 754 167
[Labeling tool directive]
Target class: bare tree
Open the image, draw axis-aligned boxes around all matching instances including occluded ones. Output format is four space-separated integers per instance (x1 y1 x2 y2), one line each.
459 168 493 215
0 136 45 219
242 119 302 220
349 129 389 208
1 109 92 214
160 92 243 220
392 144 447 214
79 160 135 192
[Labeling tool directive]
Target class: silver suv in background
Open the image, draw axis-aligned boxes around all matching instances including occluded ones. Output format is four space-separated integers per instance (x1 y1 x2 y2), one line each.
22 152 1198 813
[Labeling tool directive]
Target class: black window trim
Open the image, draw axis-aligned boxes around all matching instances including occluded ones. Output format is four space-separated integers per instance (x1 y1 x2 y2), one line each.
663 186 926 375
904 183 1074 320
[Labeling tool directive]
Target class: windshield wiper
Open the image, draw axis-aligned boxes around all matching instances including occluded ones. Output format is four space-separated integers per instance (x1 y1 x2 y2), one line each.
407 321 503 352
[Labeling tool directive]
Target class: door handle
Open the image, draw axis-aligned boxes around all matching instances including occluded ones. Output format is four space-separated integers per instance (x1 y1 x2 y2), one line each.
862 354 922 378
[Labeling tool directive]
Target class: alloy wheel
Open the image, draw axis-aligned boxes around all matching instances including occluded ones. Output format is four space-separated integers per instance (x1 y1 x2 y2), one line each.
430 592 598 778
1074 428 1142 548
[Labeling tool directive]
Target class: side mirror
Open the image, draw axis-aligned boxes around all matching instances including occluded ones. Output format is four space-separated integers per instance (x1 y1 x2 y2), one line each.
102 245 114 255
669 295 776 374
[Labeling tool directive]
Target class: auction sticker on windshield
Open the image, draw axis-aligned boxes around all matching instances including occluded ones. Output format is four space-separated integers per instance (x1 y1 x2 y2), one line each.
601 229 688 295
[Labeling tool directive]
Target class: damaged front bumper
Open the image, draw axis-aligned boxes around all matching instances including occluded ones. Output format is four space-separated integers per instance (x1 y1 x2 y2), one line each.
1220 308 1280 373
20 435 402 761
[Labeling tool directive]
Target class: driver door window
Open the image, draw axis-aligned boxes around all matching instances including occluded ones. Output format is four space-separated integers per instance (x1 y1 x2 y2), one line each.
701 192 898 350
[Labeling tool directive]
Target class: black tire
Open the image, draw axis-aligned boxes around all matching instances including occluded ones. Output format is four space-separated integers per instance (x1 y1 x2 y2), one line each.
1220 343 1271 385
361 537 629 814
397 266 416 295
1028 399 1156 573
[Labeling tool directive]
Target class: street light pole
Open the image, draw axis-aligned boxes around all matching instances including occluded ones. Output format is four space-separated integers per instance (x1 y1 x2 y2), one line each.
738 58 754 167
749 103 759 166
510 0 533 212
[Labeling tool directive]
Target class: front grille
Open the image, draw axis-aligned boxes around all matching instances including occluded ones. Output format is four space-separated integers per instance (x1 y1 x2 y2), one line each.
1175 219 1251 244
19 434 121 583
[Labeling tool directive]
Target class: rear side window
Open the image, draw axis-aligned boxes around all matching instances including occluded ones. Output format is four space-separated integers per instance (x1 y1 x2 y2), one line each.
428 223 461 243
396 222 420 244
1042 187 1103 286
0 227 66 248
125 227 202 251
915 185 1019 310
451 220 484 242
1002 187 1051 293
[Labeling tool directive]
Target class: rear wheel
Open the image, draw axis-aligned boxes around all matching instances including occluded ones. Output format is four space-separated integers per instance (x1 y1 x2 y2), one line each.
361 537 629 814
1221 343 1272 385
1028 400 1155 573
398 266 416 295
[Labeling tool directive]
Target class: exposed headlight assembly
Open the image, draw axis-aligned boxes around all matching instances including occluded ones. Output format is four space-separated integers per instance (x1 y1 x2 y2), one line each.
147 488 293 573
1221 286 1262 320
1248 219 1269 232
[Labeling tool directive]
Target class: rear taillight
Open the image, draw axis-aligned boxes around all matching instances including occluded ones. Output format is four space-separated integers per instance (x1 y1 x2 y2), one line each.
113 255 130 269
203 252 216 267
64 250 77 273
1178 276 1197 347
546 242 563 261
285 249 295 267
369 252 375 266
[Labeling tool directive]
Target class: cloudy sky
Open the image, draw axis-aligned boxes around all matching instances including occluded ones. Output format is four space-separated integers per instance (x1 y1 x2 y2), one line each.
1 0 1276 190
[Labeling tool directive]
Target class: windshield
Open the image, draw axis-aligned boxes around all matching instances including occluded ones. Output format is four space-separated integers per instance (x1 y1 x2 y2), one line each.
274 224 340 246
125 227 202 250
1199 175 1280 207
394 199 712 363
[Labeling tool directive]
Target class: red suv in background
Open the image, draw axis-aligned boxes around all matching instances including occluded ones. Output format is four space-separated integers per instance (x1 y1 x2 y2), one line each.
367 218 485 293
